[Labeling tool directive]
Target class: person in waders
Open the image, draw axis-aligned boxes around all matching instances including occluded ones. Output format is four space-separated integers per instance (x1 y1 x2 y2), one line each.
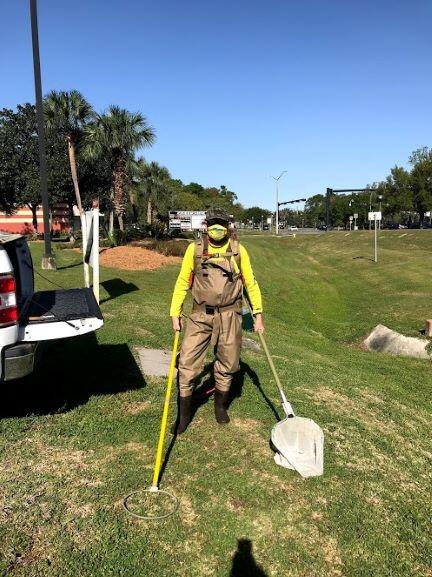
170 207 264 434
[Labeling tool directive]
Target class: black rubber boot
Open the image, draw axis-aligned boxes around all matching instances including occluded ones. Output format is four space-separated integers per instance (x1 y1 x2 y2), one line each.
171 396 192 435
214 390 230 424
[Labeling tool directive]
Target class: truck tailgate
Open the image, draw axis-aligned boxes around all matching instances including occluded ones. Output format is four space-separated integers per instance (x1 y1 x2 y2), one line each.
19 288 103 342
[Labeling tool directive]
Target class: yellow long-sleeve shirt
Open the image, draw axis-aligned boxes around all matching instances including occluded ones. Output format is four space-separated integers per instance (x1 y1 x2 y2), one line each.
170 239 263 317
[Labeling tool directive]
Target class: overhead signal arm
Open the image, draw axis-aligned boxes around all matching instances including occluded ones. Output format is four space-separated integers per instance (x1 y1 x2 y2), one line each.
325 188 370 229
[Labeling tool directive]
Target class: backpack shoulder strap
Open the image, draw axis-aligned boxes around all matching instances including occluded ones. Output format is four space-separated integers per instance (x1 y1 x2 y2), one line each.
193 234 209 273
194 238 202 258
202 233 209 257
229 237 241 270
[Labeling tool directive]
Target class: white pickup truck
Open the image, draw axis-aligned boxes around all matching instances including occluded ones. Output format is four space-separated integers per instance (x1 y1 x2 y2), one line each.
0 233 103 382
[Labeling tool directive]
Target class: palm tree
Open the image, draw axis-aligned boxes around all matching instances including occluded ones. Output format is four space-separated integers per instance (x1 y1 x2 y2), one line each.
44 90 93 215
85 106 155 231
140 161 171 225
44 90 93 285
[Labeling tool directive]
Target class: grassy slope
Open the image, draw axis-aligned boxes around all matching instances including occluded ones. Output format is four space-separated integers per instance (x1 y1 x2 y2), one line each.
1 232 431 577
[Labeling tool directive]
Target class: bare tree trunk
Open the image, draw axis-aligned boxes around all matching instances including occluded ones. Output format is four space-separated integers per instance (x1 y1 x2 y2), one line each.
27 203 38 231
113 155 126 231
109 189 114 237
147 196 152 225
129 189 138 222
67 135 89 287
68 200 75 242
67 136 83 212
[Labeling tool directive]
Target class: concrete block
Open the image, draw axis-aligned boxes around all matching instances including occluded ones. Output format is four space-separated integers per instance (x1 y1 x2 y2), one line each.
135 347 177 377
363 324 430 360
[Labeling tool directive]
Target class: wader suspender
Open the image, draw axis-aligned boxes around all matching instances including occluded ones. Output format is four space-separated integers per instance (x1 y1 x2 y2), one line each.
191 235 243 345
191 235 241 282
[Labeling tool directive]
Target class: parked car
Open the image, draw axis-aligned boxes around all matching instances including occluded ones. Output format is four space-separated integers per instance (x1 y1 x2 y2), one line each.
408 222 432 229
0 233 103 382
263 224 269 231
287 226 298 231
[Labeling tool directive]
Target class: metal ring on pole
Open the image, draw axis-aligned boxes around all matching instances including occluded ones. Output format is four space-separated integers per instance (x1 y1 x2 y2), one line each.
123 488 180 521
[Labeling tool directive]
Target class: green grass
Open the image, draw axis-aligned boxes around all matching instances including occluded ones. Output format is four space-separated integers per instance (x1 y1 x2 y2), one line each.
1 231 431 576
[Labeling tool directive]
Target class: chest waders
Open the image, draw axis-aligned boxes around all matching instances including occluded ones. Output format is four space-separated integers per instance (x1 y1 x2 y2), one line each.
174 235 243 433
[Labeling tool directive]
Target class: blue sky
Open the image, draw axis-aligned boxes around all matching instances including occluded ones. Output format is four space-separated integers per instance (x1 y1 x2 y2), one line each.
1 0 432 210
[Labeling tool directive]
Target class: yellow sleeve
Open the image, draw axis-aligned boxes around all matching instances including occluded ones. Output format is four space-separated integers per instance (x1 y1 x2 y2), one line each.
239 244 263 314
169 242 195 317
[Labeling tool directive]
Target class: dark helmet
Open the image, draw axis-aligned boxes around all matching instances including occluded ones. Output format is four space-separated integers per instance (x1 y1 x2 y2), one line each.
206 207 231 224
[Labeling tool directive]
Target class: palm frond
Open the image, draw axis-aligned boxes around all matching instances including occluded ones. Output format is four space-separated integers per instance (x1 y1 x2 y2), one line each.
44 90 93 137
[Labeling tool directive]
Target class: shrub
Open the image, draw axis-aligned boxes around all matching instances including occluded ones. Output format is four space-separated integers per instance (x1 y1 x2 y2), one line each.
113 229 127 246
147 239 189 257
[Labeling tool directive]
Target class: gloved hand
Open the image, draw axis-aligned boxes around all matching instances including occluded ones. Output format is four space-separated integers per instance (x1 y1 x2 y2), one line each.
171 316 182 332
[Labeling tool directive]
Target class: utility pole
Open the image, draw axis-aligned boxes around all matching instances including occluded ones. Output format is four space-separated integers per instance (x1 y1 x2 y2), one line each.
326 188 332 230
30 0 56 269
272 171 287 235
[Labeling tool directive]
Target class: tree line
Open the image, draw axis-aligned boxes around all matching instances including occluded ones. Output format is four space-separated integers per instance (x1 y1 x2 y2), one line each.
0 92 249 236
303 148 432 229
2 92 431 232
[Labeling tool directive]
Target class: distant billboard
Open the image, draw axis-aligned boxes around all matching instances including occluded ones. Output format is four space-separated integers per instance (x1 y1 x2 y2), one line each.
169 211 206 231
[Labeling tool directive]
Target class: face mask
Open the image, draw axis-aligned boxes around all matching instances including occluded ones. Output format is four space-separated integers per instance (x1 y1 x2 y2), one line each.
207 224 228 242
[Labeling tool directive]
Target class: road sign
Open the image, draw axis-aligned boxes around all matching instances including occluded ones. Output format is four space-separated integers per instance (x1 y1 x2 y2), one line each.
168 211 206 231
353 213 358 219
349 216 353 221
267 217 272 224
368 211 382 221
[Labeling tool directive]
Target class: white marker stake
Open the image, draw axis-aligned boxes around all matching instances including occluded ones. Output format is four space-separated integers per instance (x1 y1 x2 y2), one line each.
369 212 381 263
92 203 100 303
81 213 90 288
374 217 378 262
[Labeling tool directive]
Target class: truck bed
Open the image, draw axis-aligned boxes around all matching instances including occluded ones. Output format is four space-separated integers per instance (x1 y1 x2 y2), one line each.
24 288 103 324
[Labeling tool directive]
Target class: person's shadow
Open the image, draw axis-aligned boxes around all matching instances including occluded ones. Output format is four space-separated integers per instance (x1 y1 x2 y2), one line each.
230 539 268 577
100 278 139 304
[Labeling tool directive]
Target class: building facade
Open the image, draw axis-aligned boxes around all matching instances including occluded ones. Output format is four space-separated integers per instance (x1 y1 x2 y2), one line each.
0 204 71 235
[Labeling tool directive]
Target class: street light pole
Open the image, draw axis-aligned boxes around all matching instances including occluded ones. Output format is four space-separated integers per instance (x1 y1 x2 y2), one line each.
326 188 332 230
378 195 383 230
272 171 287 235
276 179 279 234
30 0 56 269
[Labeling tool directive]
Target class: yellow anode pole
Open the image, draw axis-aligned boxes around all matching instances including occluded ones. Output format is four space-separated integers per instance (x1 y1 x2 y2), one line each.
150 330 180 491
